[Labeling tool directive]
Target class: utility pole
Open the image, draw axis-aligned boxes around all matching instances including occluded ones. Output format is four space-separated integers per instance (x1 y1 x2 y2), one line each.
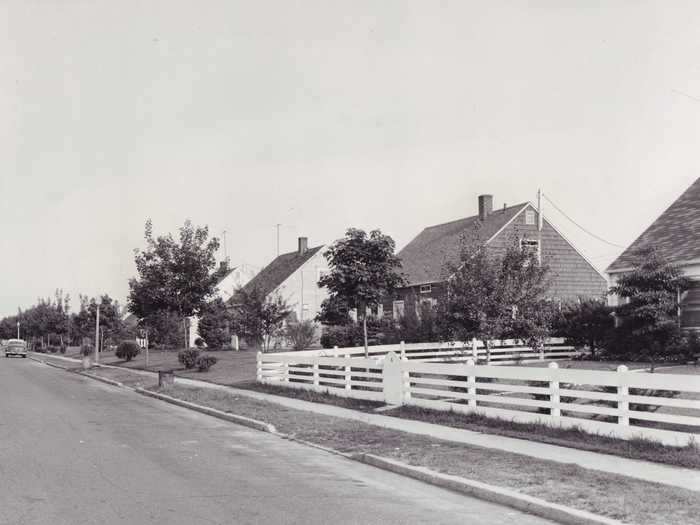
16 320 20 339
537 188 544 263
276 224 282 257
94 305 100 365
222 229 229 263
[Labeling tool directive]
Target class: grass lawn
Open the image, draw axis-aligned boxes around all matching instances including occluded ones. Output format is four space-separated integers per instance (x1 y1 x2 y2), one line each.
148 382 700 525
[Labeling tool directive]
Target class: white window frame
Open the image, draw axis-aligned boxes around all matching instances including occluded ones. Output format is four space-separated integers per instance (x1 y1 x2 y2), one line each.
525 210 536 225
520 238 541 263
419 284 432 294
392 300 405 320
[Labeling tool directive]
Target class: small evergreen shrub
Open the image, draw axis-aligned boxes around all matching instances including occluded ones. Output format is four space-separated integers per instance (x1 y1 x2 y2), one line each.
285 321 318 351
115 341 140 362
196 354 217 372
178 348 200 369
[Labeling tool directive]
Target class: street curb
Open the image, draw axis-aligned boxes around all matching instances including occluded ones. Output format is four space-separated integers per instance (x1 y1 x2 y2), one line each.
28 356 71 370
133 388 277 434
78 371 124 389
354 454 626 525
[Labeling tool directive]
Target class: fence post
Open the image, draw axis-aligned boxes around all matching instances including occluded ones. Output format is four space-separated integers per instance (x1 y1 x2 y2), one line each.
256 352 263 382
471 338 478 361
344 353 351 391
466 358 477 408
539 343 545 361
333 345 339 358
548 362 560 417
382 352 404 405
399 342 411 402
283 361 289 383
617 365 629 426
313 357 320 388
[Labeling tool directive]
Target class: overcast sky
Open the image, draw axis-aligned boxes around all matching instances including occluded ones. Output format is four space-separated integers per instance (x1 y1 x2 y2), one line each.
1 1 699 317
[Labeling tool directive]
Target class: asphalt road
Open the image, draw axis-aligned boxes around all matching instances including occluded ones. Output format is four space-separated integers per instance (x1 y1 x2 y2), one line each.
0 358 553 525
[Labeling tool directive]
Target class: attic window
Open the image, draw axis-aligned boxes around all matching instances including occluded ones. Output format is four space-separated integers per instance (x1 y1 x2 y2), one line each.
525 210 536 225
419 284 432 294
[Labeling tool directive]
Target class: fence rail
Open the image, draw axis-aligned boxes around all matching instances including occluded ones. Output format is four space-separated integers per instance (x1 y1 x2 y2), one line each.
257 349 700 446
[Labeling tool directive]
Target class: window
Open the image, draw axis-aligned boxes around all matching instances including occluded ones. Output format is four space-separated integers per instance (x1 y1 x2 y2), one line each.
419 284 432 294
392 300 405 320
525 210 536 225
520 238 540 263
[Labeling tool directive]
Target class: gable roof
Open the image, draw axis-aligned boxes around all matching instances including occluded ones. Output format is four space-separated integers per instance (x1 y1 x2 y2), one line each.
607 177 700 272
398 203 529 285
241 246 324 297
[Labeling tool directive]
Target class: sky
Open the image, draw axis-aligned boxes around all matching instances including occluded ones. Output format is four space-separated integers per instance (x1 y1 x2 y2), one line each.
1 1 699 317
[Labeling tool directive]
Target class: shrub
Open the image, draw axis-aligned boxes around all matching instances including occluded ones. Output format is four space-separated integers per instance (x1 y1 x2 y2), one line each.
178 348 200 369
47 345 59 354
115 341 140 362
59 345 67 354
81 344 94 357
195 354 217 372
555 298 613 357
285 321 318 351
194 337 206 349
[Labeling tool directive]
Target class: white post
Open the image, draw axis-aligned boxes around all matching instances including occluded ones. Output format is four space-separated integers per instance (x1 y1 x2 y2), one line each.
382 351 404 405
233 334 240 351
617 365 629 426
400 340 406 361
256 351 263 382
466 358 477 408
548 362 560 417
471 338 478 361
283 362 289 383
94 305 100 365
313 357 320 387
399 342 410 402
344 353 351 391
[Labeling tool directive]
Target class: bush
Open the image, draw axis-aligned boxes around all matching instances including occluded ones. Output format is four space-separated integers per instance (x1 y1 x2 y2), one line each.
115 341 140 362
285 321 318 351
81 344 94 357
46 345 59 354
178 348 200 369
59 345 67 354
194 337 206 349
195 354 217 372
555 298 613 356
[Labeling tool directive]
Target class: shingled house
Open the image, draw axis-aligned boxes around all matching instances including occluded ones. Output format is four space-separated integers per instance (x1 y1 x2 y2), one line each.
607 177 700 330
239 237 329 323
385 194 607 319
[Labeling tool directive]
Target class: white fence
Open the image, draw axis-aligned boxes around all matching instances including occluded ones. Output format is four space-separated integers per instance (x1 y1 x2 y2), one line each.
257 351 700 446
280 338 580 365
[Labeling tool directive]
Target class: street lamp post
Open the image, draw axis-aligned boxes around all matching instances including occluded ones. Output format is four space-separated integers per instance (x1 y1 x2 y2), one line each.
16 321 20 339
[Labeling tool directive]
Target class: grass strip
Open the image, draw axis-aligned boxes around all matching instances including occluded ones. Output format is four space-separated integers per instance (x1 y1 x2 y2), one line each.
238 382 700 470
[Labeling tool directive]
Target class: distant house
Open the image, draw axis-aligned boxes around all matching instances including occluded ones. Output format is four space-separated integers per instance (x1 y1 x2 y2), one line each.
384 194 608 319
239 237 329 323
188 263 259 347
607 177 700 330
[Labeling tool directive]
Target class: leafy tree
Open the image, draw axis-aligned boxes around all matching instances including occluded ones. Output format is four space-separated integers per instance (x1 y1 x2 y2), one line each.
608 247 690 360
444 235 551 359
556 298 613 357
71 294 127 350
319 228 406 357
230 286 291 352
316 295 353 326
128 220 228 348
285 320 318 351
139 310 184 348
197 298 231 349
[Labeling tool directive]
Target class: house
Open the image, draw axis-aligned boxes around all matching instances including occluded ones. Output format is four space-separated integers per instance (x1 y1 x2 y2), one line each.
239 237 329 323
385 194 608 318
607 177 700 330
188 263 259 347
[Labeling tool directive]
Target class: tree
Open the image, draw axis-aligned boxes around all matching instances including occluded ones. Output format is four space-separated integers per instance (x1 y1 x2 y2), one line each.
556 298 613 356
608 247 690 360
230 286 291 352
444 235 551 359
319 228 406 357
197 298 231 349
128 220 228 348
71 294 127 349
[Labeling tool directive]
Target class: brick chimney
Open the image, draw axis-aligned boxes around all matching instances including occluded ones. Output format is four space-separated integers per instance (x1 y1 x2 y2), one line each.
478 195 493 222
298 236 308 256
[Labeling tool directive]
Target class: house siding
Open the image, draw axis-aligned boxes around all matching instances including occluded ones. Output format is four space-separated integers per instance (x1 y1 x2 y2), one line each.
487 207 608 300
274 250 329 323
383 281 447 319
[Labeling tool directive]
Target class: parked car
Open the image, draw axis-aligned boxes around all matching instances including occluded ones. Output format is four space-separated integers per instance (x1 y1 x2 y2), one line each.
5 339 28 358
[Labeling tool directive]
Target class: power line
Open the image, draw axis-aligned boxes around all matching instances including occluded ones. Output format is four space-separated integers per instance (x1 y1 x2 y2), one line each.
542 193 626 249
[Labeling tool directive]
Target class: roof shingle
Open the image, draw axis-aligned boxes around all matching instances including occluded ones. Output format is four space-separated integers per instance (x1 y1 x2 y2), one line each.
241 246 324 297
398 203 529 285
607 177 700 272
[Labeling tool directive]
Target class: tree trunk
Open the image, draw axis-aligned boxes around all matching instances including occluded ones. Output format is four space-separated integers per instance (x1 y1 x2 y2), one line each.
363 315 369 359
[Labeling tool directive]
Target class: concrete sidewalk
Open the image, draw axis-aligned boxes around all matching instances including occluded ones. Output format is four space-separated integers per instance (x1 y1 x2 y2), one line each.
34 353 700 492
